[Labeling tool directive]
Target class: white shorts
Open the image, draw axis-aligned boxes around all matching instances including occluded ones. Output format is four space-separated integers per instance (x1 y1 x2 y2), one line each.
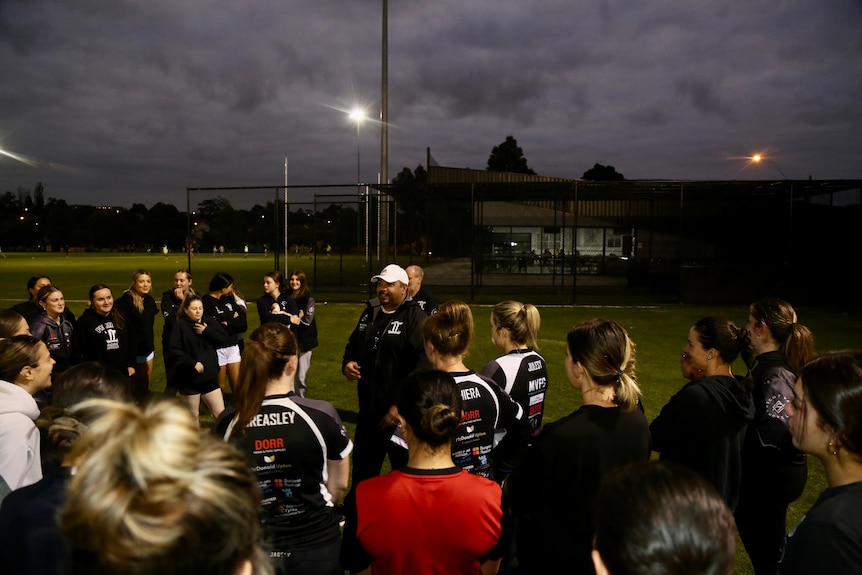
217 345 241 366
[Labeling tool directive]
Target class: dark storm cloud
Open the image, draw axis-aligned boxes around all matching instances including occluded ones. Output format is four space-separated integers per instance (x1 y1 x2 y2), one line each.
1 0 861 208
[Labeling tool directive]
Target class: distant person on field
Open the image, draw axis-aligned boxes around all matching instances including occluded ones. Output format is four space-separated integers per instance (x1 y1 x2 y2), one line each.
405 265 438 315
592 460 736 575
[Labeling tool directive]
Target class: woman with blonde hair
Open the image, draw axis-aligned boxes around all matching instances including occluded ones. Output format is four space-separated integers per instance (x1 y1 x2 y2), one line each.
410 300 531 481
216 322 351 575
115 269 159 403
481 300 548 435
59 399 272 575
505 318 650 574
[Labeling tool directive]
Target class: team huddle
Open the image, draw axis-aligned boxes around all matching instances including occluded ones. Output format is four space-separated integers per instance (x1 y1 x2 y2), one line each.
1 263 861 575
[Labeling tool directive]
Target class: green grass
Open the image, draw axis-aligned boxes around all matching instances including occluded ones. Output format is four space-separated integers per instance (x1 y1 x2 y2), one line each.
4 252 862 574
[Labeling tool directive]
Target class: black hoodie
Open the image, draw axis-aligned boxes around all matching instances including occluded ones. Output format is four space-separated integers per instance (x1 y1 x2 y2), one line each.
650 375 755 510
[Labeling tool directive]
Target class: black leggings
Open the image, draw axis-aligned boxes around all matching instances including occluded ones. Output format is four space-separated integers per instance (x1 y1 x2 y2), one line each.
735 459 808 575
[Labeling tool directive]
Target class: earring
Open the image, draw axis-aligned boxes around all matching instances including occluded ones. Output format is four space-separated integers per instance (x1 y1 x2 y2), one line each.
828 440 839 456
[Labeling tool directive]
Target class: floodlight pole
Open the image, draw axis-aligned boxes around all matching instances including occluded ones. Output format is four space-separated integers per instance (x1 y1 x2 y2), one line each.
186 187 192 272
284 157 290 277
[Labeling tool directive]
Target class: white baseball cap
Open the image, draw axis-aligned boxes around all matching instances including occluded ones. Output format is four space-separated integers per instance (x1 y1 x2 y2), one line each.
371 264 408 285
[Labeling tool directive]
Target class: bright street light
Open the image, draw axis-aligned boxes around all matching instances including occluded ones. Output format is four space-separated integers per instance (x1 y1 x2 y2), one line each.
349 108 366 185
750 153 788 180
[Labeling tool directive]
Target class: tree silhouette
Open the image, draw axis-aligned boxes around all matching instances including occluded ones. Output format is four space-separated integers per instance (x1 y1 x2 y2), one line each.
487 136 536 174
582 163 625 181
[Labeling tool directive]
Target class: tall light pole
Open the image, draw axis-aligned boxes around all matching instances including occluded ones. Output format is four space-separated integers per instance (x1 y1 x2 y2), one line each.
379 0 389 265
349 108 369 265
349 108 365 185
284 157 290 277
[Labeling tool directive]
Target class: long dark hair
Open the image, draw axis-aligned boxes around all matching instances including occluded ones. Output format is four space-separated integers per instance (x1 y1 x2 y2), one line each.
749 298 815 375
290 270 310 300
693 316 748 365
231 323 298 435
594 461 736 575
88 284 125 329
264 271 287 295
800 350 862 457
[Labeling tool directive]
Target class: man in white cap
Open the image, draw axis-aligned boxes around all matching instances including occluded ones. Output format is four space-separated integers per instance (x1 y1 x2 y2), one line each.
341 263 427 484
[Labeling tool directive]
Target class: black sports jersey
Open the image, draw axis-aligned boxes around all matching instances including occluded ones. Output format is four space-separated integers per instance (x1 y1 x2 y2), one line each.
218 394 353 551
72 308 136 375
392 370 529 479
481 349 548 434
202 294 247 347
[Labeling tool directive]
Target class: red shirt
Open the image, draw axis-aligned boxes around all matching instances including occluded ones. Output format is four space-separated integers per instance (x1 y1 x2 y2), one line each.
356 466 503 575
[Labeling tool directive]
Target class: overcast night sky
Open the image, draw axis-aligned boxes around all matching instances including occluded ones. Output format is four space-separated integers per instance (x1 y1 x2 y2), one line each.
2 0 861 209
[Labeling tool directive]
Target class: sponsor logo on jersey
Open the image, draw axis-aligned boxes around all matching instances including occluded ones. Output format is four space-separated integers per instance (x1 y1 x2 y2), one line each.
528 376 547 392
462 409 481 421
255 437 285 450
461 386 482 401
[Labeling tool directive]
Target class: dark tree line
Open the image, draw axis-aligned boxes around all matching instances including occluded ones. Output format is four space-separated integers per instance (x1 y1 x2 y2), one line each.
2 140 621 254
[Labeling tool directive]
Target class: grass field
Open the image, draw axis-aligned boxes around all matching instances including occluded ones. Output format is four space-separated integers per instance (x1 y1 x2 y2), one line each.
3 252 862 574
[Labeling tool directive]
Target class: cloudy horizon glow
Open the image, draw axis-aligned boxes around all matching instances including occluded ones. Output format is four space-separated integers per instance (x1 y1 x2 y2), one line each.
2 0 861 209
